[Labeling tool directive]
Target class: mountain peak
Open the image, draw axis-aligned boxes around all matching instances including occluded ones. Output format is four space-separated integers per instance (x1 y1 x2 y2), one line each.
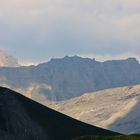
126 57 139 63
49 56 96 64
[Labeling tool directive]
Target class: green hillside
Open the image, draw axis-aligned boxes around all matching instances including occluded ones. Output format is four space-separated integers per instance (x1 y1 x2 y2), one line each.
74 135 140 140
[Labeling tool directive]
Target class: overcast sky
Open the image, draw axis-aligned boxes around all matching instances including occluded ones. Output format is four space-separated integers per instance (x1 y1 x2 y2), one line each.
0 0 140 64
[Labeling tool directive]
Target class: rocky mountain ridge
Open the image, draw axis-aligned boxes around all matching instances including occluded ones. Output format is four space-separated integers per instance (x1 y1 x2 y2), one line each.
0 56 140 100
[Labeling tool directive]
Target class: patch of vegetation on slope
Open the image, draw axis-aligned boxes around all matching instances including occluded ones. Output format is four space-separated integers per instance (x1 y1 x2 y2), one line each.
73 135 140 140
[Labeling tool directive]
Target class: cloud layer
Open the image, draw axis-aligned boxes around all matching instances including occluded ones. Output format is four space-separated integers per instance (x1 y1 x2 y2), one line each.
0 0 140 63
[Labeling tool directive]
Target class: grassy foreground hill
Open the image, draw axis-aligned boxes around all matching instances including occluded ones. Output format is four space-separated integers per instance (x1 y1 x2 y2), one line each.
74 135 140 140
0 87 119 140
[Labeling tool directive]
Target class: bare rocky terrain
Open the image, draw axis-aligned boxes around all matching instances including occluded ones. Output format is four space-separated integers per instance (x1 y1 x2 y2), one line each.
44 84 140 134
0 50 19 67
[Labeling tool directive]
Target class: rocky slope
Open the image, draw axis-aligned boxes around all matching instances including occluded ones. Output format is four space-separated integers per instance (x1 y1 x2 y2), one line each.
0 50 19 67
1 56 140 100
46 84 140 134
0 87 118 140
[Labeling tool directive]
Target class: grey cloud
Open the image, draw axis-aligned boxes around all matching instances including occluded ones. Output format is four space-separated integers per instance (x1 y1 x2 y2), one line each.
0 0 140 63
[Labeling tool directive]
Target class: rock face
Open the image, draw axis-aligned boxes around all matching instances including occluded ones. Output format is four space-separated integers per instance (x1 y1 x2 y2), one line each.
47 84 140 134
0 50 19 67
0 56 140 100
0 87 118 140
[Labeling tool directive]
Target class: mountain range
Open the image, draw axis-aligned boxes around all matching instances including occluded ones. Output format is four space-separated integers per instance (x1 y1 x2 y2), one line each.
1 54 140 135
0 56 140 100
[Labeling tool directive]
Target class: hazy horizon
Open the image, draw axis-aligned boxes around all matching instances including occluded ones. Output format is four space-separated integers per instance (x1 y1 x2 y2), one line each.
1 48 140 66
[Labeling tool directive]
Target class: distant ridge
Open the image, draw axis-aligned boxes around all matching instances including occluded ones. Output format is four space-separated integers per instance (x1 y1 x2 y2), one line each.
0 56 140 100
0 87 119 140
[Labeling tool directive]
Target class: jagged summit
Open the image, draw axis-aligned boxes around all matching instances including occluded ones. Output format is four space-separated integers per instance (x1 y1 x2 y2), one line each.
0 87 118 140
47 56 96 64
63 55 96 61
37 56 139 68
126 57 139 64
103 57 139 64
0 49 19 67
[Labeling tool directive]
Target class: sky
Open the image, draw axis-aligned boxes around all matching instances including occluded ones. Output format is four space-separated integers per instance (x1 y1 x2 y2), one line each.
0 0 140 65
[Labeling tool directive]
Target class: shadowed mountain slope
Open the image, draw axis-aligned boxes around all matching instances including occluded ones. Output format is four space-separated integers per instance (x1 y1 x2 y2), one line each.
0 87 119 140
